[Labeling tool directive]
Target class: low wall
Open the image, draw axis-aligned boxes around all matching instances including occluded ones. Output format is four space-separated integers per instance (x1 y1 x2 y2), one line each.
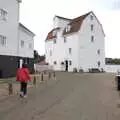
105 65 120 73
34 64 54 72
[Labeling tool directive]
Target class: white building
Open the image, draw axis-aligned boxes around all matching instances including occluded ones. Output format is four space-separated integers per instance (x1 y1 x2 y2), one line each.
0 0 35 78
45 11 105 72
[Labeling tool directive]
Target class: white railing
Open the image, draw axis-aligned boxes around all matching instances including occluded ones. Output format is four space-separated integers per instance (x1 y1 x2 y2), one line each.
34 64 54 72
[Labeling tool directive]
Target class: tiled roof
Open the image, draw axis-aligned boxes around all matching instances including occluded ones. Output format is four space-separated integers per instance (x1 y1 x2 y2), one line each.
63 12 91 35
46 27 60 40
46 12 91 40
19 23 35 36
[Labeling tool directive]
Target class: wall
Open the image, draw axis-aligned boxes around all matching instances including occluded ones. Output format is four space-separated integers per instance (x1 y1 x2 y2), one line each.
0 0 19 56
45 30 79 71
18 25 34 58
78 13 105 72
0 55 18 78
105 65 120 73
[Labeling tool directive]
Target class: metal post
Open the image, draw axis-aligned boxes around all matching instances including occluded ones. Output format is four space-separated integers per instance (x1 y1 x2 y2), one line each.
8 83 13 95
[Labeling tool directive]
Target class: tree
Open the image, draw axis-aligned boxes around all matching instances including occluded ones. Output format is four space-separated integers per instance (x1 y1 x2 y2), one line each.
34 50 45 63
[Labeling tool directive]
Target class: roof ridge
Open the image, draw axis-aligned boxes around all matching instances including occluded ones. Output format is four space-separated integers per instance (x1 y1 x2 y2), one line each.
55 15 72 21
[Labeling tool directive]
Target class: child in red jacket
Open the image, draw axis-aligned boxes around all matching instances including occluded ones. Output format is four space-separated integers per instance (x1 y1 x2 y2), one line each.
16 63 31 98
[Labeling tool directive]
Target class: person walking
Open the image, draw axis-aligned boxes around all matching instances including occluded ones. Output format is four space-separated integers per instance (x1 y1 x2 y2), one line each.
16 63 31 98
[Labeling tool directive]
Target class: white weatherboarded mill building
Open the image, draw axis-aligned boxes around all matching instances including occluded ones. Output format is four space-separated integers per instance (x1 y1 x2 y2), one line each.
0 0 35 78
45 11 105 72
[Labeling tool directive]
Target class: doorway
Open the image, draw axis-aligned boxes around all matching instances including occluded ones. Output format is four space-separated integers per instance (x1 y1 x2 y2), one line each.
65 60 68 72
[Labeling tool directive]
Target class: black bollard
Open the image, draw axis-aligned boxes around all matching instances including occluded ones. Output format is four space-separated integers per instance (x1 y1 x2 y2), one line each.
8 83 13 95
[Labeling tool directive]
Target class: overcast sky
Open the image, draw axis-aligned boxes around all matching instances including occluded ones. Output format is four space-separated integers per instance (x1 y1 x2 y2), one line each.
20 0 120 58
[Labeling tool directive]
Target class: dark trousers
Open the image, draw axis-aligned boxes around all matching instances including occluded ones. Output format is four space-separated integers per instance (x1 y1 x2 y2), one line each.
20 82 27 95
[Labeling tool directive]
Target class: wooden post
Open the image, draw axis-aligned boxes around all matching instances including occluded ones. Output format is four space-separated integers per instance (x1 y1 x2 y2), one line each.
33 75 36 85
8 83 13 95
48 72 51 80
41 72 44 81
53 71 56 79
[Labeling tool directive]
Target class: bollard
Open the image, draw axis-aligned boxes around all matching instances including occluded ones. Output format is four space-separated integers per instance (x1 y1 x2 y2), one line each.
8 83 13 95
41 72 44 81
53 71 56 79
48 72 51 80
33 75 36 85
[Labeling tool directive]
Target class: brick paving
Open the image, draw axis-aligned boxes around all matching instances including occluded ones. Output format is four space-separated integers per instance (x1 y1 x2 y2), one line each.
0 72 120 120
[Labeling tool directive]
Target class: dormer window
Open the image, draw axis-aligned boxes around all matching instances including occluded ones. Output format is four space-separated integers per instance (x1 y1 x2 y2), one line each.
66 25 71 32
52 31 57 36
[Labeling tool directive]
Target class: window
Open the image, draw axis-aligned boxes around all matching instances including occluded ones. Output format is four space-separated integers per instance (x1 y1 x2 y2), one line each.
0 9 7 21
66 25 71 32
21 40 24 48
98 61 100 67
0 35 6 46
91 24 93 31
29 43 32 49
97 49 100 55
53 39 56 44
54 61 57 65
91 36 94 42
52 31 56 36
69 60 72 65
90 15 93 20
50 50 52 56
64 37 67 43
69 48 72 54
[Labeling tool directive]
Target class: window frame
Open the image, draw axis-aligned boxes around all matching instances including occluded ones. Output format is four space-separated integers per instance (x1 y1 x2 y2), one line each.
90 15 93 20
64 37 67 43
91 36 94 42
53 38 56 44
0 35 6 46
21 40 24 48
97 49 100 55
0 9 7 21
53 61 57 65
91 24 94 31
69 48 72 54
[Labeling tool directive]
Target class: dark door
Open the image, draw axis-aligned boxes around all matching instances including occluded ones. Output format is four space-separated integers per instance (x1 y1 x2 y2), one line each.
65 60 68 71
0 70 3 78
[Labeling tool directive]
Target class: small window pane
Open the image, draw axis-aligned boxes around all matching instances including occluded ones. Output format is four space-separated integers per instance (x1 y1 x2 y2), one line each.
0 35 6 46
91 24 93 31
0 9 7 21
21 40 24 47
98 61 100 67
69 60 72 65
91 36 94 42
29 44 32 49
97 49 100 55
53 39 56 44
64 37 66 43
69 48 72 54
54 61 57 65
91 15 93 20
50 50 52 56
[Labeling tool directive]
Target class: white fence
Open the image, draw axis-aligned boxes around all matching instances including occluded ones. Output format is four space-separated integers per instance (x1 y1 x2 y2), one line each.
34 64 54 72
105 65 120 73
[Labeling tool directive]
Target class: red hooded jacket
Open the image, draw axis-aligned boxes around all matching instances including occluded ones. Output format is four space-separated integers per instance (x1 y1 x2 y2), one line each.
16 68 31 82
